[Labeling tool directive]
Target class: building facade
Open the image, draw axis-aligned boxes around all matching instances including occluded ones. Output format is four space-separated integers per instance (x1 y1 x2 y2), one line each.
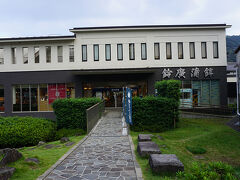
0 24 230 119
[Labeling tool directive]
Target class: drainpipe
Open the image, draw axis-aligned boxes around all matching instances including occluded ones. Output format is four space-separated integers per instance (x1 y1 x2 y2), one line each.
236 67 240 125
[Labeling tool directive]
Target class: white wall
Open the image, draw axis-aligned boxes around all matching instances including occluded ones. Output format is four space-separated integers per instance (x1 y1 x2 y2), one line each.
0 28 227 72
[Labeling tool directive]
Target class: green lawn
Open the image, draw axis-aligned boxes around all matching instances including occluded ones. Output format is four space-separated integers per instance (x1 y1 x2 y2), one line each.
8 135 85 180
130 118 240 180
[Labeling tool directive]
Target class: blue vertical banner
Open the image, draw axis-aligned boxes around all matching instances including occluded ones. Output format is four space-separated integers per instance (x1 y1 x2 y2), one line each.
126 87 133 125
122 87 125 117
125 88 129 124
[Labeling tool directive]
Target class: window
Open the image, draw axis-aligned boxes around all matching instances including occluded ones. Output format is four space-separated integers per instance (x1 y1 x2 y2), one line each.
189 42 195 59
0 48 4 64
178 42 184 59
129 43 135 60
13 83 75 112
93 44 99 61
57 46 63 63
13 85 21 111
166 42 172 59
213 41 219 58
34 47 40 63
105 44 111 61
30 84 38 111
154 43 160 60
11 47 16 64
69 45 74 62
46 46 51 63
117 44 123 60
21 85 30 111
82 45 87 61
141 43 147 60
22 47 28 64
0 85 4 112
201 42 207 59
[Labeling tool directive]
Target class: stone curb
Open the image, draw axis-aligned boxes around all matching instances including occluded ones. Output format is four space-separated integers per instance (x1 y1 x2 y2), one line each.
128 135 143 180
37 117 104 180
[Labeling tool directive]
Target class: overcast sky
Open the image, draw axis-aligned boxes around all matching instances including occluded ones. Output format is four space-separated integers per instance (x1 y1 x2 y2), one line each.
0 0 239 37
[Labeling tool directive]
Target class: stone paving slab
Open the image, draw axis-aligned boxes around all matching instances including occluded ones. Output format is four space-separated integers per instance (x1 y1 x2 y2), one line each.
42 109 138 180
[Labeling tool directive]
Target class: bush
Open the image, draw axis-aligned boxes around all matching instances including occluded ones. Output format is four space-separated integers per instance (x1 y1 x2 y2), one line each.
55 128 86 140
155 80 181 122
186 146 207 154
130 96 178 132
155 80 181 102
52 98 101 130
0 116 56 148
177 162 237 180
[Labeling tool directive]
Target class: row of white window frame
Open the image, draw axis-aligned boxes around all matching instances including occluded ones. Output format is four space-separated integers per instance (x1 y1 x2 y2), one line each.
81 41 219 62
0 41 219 65
0 45 74 65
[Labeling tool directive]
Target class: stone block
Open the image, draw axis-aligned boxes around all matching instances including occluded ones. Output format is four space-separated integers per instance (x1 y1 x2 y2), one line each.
0 167 15 180
0 148 22 166
138 134 152 142
137 142 161 157
149 154 184 173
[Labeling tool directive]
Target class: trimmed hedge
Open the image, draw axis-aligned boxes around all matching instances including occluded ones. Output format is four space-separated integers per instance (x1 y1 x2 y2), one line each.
52 98 101 130
155 80 181 103
130 96 179 132
0 116 56 148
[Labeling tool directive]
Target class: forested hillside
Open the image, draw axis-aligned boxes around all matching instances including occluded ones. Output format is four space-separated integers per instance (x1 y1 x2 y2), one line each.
227 35 240 62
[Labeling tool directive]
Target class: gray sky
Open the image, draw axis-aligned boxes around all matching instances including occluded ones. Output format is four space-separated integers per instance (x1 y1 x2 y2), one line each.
0 0 239 37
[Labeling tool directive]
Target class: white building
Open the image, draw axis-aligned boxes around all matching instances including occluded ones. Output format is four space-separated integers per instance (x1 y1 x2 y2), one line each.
0 24 231 119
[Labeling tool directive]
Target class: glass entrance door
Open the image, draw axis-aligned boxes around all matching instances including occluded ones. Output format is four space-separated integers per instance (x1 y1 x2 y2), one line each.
83 81 147 107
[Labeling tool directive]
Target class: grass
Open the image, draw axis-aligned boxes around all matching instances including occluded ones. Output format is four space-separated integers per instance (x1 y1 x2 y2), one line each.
130 118 240 180
8 135 85 180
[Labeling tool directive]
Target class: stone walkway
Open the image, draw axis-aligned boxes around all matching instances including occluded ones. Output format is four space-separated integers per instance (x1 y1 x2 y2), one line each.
43 109 138 180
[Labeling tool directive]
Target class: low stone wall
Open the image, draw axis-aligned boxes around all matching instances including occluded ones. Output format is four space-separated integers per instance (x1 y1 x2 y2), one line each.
86 101 105 134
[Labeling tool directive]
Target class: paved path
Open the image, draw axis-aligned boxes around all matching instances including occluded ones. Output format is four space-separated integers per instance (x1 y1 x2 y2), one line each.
44 109 138 180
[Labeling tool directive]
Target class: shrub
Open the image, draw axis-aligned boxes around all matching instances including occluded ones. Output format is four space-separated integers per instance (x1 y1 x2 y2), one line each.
130 96 178 132
155 80 181 122
155 80 181 102
0 116 56 148
186 146 207 154
52 98 101 130
176 162 237 180
55 128 86 140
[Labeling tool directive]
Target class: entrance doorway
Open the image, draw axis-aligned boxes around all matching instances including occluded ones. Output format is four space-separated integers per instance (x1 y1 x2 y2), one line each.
83 81 147 107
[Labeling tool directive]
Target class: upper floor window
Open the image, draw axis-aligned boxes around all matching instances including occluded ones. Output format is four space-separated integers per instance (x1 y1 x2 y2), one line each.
166 42 172 59
178 42 184 59
117 44 123 60
82 45 87 62
69 45 74 62
201 42 207 59
57 46 63 63
46 46 51 63
34 47 40 63
189 42 195 59
129 43 135 60
154 43 160 60
93 44 99 61
22 47 28 64
105 44 111 61
213 41 219 58
141 43 147 60
0 48 4 64
11 47 16 64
